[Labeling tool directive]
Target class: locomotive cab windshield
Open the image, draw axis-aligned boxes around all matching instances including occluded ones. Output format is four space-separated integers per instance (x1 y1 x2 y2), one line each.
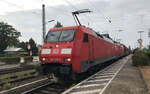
46 29 76 42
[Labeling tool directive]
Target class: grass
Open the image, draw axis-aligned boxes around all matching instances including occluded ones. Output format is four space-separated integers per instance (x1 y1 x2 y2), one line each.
0 69 38 85
3 82 11 90
0 56 33 64
139 66 150 93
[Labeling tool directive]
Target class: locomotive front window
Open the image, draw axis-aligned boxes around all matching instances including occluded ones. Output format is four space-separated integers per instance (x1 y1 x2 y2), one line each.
47 31 61 42
47 30 75 42
59 30 75 42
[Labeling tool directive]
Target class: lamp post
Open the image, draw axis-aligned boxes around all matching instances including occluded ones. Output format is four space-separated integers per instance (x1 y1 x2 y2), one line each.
47 20 55 24
42 4 46 44
45 19 55 32
138 31 144 40
42 2 54 44
42 20 55 43
117 29 123 43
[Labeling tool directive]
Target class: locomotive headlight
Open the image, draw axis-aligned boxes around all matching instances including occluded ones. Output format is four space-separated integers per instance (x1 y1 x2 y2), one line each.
64 58 71 62
67 58 71 62
41 49 51 54
61 48 72 54
42 58 46 61
42 57 48 61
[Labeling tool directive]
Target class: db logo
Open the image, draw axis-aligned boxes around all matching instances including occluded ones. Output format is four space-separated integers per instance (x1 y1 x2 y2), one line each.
53 49 59 54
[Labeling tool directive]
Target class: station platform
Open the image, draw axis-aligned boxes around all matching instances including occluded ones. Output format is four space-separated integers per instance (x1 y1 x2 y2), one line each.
0 62 40 70
0 64 20 70
103 57 148 94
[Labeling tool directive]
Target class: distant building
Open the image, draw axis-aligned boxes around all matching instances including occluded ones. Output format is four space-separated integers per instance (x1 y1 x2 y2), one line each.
4 46 26 56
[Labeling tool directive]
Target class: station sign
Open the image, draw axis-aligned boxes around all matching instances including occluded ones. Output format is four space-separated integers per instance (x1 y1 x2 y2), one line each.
137 39 142 47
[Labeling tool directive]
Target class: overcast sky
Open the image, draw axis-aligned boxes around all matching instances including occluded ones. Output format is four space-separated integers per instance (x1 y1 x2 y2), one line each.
0 0 150 48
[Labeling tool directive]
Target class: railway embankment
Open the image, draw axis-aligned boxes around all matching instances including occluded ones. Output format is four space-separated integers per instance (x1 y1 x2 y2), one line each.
103 56 148 94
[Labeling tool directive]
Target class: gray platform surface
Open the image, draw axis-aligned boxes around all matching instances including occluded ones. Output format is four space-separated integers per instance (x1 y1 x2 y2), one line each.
0 64 20 70
103 58 148 94
0 62 40 70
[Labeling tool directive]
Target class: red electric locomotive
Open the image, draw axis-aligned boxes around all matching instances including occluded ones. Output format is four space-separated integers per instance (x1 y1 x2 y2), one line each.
40 9 127 80
40 25 125 80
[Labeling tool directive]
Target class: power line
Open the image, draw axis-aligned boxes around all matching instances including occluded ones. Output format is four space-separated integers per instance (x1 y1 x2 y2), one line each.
0 0 43 44
0 0 41 16
87 0 111 23
86 0 122 35
45 5 71 16
63 0 98 27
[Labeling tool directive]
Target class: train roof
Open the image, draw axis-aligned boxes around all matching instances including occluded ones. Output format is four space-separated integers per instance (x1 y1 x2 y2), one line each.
49 25 115 44
49 26 80 31
49 25 95 36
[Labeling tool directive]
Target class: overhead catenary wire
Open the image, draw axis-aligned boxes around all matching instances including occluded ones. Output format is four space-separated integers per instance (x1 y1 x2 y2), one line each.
64 0 105 31
0 0 112 42
0 0 41 16
86 0 119 37
62 0 93 23
87 0 112 24
0 0 43 44
63 0 96 26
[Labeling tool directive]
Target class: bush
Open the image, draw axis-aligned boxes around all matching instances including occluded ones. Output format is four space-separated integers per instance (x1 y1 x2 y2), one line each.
24 56 33 63
0 56 33 64
143 49 150 59
132 50 149 66
0 57 20 64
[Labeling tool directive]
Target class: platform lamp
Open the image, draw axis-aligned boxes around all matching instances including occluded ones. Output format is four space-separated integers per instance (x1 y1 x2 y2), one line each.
117 29 123 39
44 20 55 40
45 20 55 31
148 29 150 49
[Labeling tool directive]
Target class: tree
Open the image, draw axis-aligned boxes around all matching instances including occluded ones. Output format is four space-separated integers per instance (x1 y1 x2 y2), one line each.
0 22 21 53
29 38 38 56
18 41 29 51
54 21 63 28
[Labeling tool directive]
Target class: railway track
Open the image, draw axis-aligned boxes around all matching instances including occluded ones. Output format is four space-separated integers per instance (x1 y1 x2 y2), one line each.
0 64 41 89
0 77 49 94
22 82 72 94
18 56 130 94
0 56 130 94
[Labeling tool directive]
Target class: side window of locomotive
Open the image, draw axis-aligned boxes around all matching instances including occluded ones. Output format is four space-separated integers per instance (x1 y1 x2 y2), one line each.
83 33 88 42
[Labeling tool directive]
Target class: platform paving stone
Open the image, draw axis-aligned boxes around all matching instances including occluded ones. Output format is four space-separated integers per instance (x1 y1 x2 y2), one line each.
103 58 148 94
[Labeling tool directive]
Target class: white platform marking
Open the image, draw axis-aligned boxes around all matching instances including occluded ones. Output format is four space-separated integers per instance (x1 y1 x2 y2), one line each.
87 79 110 83
95 73 115 76
70 89 101 94
93 75 113 79
76 83 106 88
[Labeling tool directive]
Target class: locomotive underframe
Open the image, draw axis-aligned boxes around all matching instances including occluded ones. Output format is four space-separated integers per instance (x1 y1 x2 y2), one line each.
41 63 73 79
